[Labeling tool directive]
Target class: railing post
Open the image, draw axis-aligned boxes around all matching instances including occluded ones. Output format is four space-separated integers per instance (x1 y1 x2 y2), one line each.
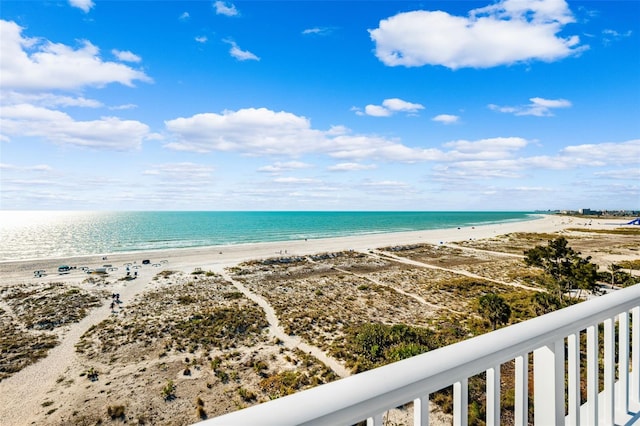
619 311 630 414
514 353 528 426
604 317 615 424
454 379 468 426
486 364 500 426
414 395 429 426
567 331 581 425
367 413 383 426
587 323 599 425
634 306 640 404
533 338 564 425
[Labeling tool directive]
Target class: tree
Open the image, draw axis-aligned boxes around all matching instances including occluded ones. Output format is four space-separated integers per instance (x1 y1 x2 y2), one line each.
524 237 598 300
608 263 622 287
478 293 511 330
532 292 563 315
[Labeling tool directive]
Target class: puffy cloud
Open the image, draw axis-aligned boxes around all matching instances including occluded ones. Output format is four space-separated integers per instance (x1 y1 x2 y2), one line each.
224 40 259 61
164 107 441 162
489 97 571 116
369 0 586 69
0 104 153 150
179 12 190 21
69 0 94 13
432 114 460 124
165 108 322 154
0 20 152 90
363 104 391 117
112 49 142 63
356 98 424 117
214 1 238 16
195 36 208 43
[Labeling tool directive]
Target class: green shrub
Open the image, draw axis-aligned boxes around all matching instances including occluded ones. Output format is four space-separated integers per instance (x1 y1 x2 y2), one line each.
161 380 176 400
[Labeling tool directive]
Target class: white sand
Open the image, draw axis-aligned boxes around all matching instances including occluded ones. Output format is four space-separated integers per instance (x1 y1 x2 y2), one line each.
0 214 628 425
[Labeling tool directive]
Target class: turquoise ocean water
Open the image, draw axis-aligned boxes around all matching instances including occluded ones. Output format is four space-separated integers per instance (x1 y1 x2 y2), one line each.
0 211 537 261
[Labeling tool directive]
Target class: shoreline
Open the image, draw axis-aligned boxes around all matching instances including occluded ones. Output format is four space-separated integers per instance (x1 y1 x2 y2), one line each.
0 211 544 264
0 213 622 284
0 214 556 277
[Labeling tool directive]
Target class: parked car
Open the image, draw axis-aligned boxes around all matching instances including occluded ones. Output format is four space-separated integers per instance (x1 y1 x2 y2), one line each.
142 259 151 265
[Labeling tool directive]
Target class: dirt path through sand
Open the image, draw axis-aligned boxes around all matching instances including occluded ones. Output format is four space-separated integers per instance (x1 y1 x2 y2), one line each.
376 250 542 292
215 268 351 379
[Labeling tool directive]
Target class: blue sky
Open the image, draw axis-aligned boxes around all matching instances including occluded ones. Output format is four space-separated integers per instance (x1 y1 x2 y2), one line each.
0 0 638 211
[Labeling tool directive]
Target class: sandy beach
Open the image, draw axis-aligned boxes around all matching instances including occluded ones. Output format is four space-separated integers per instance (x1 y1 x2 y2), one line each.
0 214 637 425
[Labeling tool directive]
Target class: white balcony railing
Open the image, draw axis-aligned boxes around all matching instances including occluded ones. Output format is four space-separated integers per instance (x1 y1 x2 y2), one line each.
201 285 640 426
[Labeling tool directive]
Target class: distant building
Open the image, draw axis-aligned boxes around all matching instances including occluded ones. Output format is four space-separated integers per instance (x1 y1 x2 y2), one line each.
579 208 597 215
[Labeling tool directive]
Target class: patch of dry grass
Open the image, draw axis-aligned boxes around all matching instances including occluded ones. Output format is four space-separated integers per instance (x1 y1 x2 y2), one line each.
0 307 58 381
230 254 435 353
1 282 106 330
67 273 339 425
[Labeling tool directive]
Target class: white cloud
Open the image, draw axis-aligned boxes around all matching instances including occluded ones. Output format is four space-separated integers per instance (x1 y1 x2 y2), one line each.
143 163 214 181
369 0 587 69
358 98 424 117
328 163 377 172
273 177 320 184
0 163 54 173
112 49 142 63
179 12 190 21
258 161 312 173
164 107 442 162
1 91 103 108
360 180 414 195
69 0 94 13
302 27 332 36
431 139 640 184
560 139 640 166
489 97 572 116
224 40 259 61
214 1 239 17
383 98 424 112
0 104 153 150
195 36 208 44
594 168 640 180
163 108 637 174
109 103 137 111
443 137 528 160
602 28 633 45
432 114 460 124
364 104 391 117
0 20 152 90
